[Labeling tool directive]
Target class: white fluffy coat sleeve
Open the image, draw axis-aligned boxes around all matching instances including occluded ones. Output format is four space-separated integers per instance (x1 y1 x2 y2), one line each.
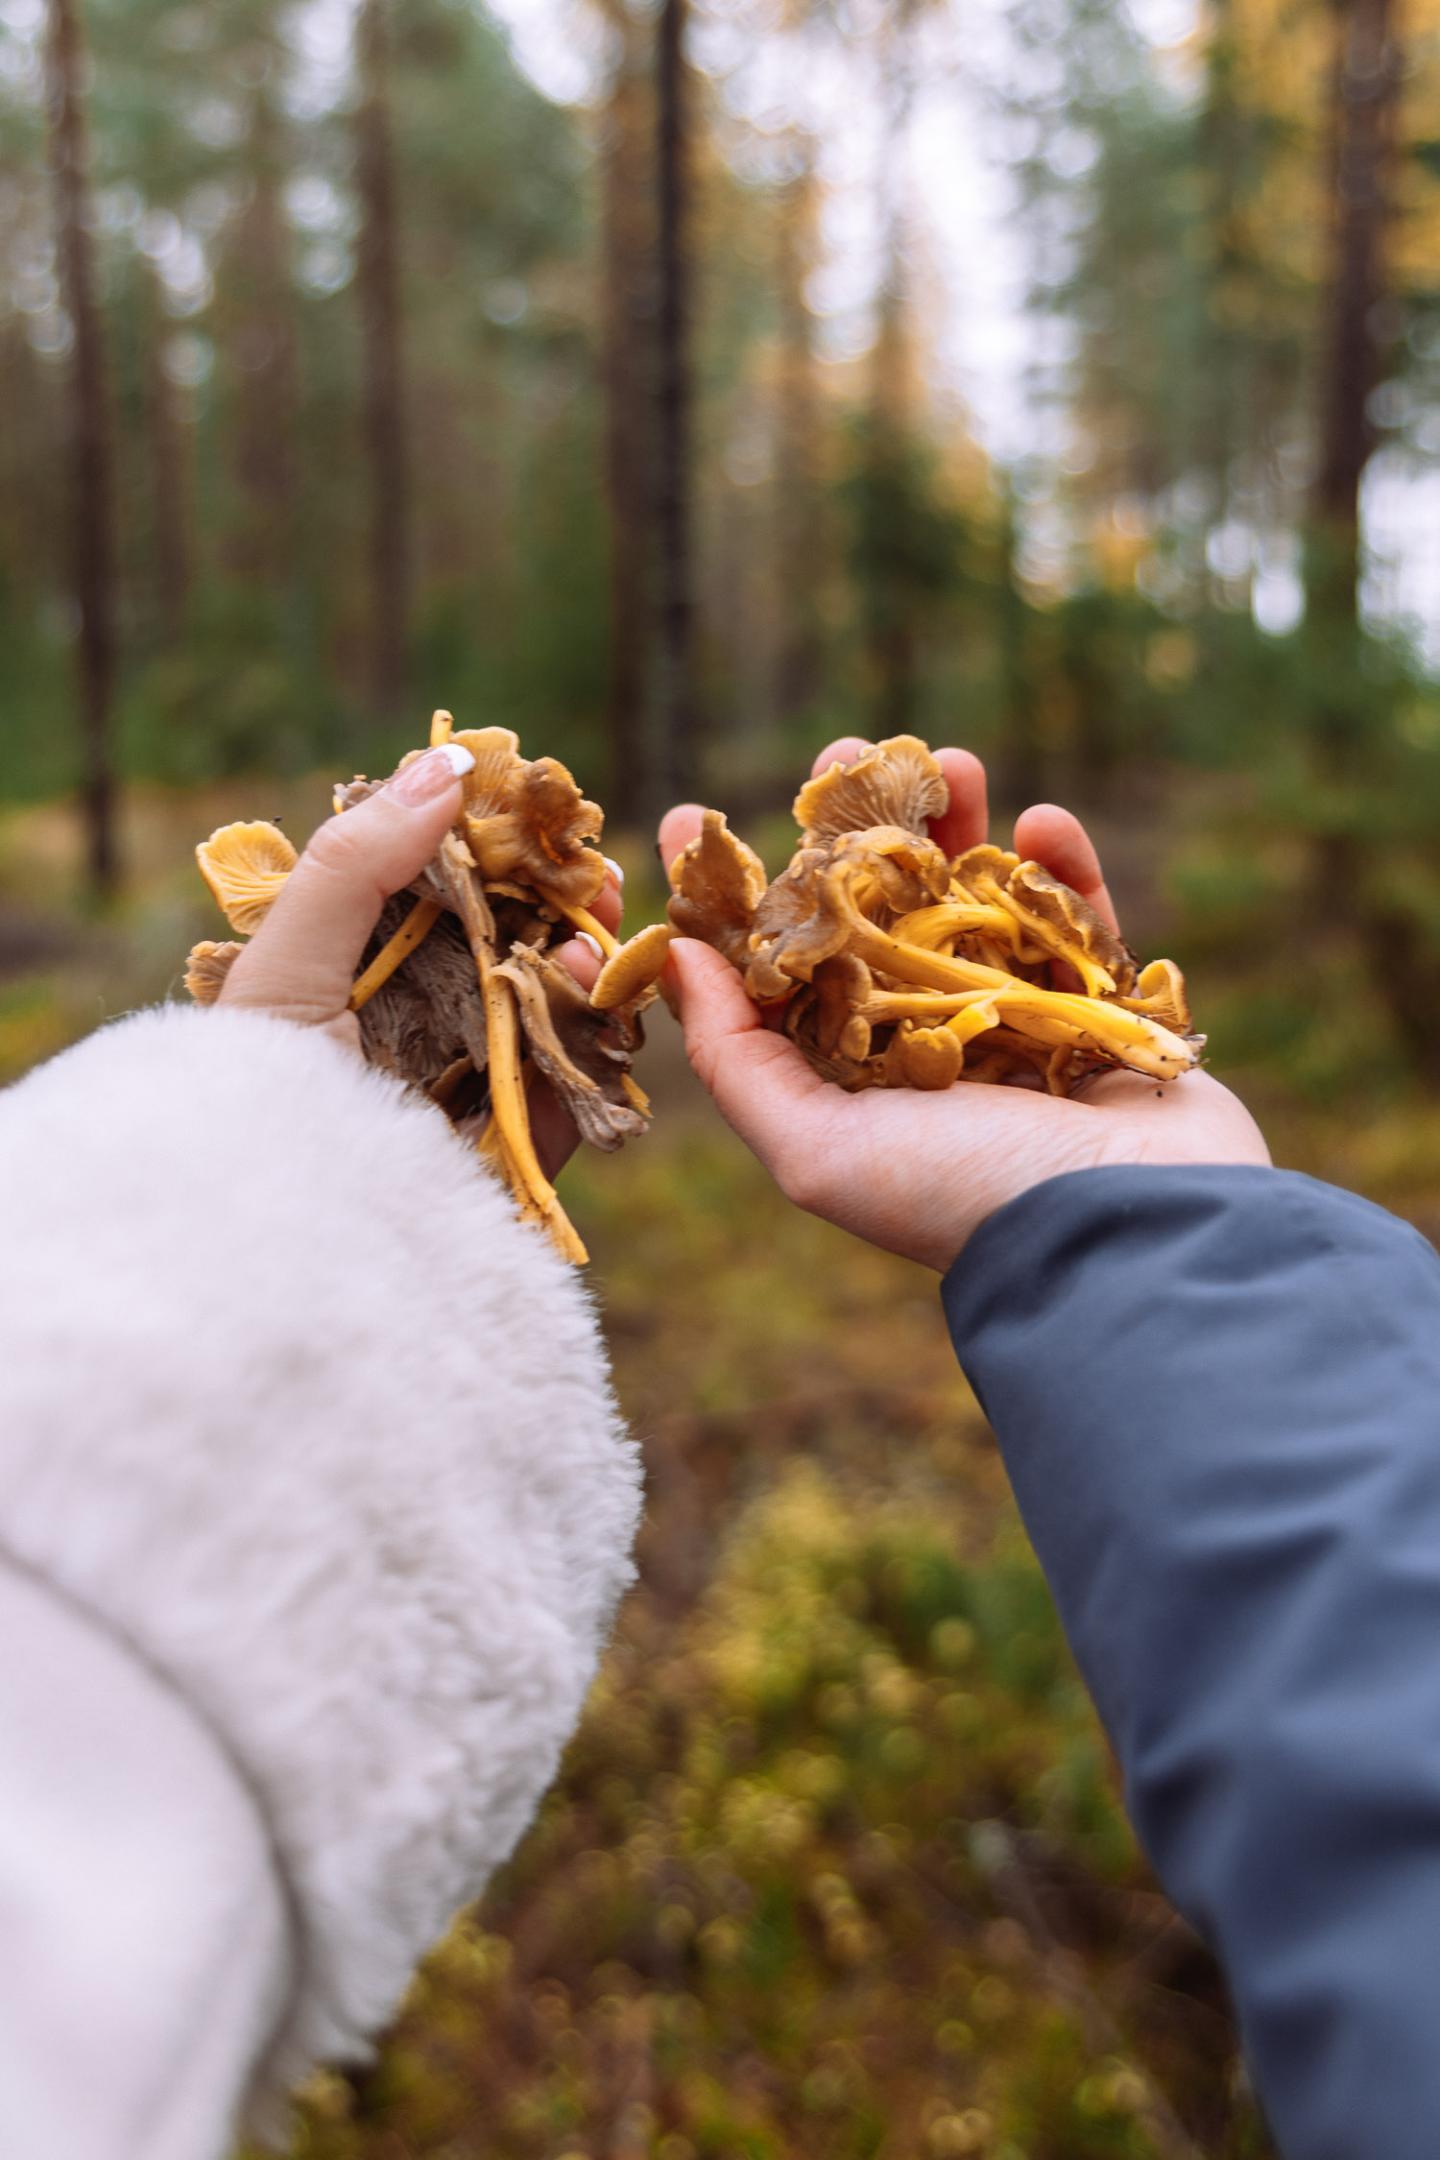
0 1003 642 2146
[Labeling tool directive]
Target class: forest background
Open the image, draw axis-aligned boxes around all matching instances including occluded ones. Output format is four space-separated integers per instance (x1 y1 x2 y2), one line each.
3 0 1440 2154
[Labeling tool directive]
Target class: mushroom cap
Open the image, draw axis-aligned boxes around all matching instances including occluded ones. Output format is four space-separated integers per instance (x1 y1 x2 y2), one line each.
447 729 607 909
951 843 1022 891
591 921 674 1013
196 821 298 935
667 809 769 970
746 827 950 1003
1120 956 1192 1033
793 735 948 844
184 939 243 1004
451 725 523 815
1006 861 1139 997
889 1021 964 1091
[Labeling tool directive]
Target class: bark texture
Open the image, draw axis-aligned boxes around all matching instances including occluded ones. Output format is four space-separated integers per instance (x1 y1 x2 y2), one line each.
356 0 410 717
1312 0 1401 619
599 0 655 813
44 0 120 898
654 0 700 808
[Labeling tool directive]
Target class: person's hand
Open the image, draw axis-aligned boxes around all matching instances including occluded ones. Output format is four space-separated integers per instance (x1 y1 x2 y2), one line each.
218 743 623 1179
658 739 1269 1272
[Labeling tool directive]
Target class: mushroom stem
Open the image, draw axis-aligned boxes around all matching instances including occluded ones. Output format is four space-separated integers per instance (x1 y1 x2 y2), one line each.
348 897 444 1011
481 974 589 1262
430 708 454 746
555 899 620 959
845 922 1192 1079
861 987 1002 1023
887 902 1019 951
441 835 589 1263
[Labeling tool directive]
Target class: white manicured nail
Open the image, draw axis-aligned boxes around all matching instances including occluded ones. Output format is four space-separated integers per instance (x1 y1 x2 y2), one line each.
603 855 625 887
575 932 604 961
391 742 474 806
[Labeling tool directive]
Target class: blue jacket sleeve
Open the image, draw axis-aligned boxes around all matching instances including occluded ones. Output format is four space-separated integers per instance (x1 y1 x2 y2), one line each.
942 1165 1440 2160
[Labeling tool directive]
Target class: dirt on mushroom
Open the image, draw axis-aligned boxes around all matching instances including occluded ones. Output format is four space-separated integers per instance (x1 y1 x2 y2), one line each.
185 712 672 1263
667 735 1203 1097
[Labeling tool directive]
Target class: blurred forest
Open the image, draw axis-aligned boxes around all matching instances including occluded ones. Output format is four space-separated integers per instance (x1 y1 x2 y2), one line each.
5 0 1440 2152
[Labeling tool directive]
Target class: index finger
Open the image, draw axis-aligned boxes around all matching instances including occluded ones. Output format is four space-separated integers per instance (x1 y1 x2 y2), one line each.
666 939 832 1173
1012 802 1120 934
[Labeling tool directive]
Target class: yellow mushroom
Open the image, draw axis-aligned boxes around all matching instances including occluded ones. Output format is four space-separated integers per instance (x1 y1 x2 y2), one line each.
591 922 673 1012
183 939 244 1004
195 821 298 935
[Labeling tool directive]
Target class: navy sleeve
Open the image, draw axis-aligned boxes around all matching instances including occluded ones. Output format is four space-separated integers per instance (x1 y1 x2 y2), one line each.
943 1165 1440 2160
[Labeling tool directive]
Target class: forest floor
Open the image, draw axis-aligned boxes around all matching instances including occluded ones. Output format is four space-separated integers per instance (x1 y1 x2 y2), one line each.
6 775 1437 2159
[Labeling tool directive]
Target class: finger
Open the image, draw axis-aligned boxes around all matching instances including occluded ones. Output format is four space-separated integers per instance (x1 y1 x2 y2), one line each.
553 934 601 992
592 857 624 937
931 747 989 859
1012 802 1121 934
809 735 871 779
222 744 474 1025
668 938 831 1169
657 802 707 879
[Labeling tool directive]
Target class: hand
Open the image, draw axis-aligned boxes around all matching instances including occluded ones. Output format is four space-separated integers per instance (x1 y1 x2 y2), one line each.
658 739 1269 1272
218 743 623 1179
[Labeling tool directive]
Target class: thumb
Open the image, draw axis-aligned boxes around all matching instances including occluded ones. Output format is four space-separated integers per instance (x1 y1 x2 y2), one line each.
668 938 830 1167
222 743 474 1027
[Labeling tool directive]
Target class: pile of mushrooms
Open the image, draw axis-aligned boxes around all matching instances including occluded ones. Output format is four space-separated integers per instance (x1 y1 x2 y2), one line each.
185 713 672 1262
667 735 1202 1095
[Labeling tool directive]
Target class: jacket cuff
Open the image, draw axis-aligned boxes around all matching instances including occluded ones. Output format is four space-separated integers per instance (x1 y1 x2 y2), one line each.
939 1161 1437 1752
0 1004 642 2131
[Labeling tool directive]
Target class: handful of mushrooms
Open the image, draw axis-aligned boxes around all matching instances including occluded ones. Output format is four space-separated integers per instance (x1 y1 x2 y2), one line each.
185 713 673 1264
667 735 1203 1095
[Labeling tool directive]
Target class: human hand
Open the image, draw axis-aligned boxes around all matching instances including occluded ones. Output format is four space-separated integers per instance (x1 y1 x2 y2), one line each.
218 743 624 1179
658 739 1269 1272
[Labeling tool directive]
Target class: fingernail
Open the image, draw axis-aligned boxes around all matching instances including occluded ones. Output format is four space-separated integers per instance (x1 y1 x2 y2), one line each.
603 854 625 888
389 743 474 807
575 931 604 961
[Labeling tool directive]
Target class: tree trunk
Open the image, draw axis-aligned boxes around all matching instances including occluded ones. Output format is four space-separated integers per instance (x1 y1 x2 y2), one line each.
1306 0 1400 925
1310 0 1401 624
599 0 655 814
654 0 700 809
225 79 299 598
773 140 823 726
144 265 190 644
864 0 920 735
44 0 120 899
995 486 1040 808
355 0 410 719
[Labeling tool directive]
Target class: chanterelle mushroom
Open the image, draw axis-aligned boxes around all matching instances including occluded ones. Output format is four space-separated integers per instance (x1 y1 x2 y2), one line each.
184 711 662 1262
667 810 768 971
666 733 1204 1097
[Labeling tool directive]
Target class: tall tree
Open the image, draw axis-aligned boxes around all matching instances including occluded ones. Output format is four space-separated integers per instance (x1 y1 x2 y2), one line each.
142 261 190 644
772 135 823 726
859 0 926 733
355 0 410 718
654 0 701 807
219 25 299 602
597 0 655 811
1310 0 1402 623
44 0 119 897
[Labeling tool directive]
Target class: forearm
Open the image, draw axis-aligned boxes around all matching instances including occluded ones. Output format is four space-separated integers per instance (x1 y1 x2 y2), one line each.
944 1166 1440 2160
0 1005 641 2146
0 1557 291 2160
